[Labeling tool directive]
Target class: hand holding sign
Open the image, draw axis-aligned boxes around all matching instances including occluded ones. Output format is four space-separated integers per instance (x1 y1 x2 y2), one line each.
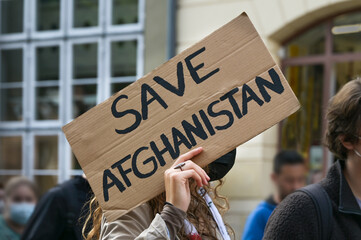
165 147 209 212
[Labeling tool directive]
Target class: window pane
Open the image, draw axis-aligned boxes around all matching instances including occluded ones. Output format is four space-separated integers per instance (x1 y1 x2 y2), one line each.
1 0 23 34
112 0 138 25
34 136 58 169
333 12 361 53
34 175 57 196
1 49 23 83
73 0 98 28
334 61 361 92
36 46 59 81
111 82 131 94
0 136 22 169
73 43 98 79
36 87 59 120
73 85 97 118
0 88 22 121
111 40 137 77
285 24 325 58
36 0 60 31
281 65 324 170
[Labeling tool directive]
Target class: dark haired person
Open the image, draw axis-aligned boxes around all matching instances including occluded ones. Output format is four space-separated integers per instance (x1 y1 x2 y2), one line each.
264 79 361 239
242 150 306 240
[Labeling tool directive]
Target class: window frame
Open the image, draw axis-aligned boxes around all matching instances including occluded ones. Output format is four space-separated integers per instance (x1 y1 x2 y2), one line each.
0 43 28 129
30 40 65 128
280 9 361 175
0 131 26 176
105 34 144 98
0 0 29 42
30 130 62 176
105 0 145 34
30 0 66 40
66 37 103 122
67 0 104 37
0 0 145 190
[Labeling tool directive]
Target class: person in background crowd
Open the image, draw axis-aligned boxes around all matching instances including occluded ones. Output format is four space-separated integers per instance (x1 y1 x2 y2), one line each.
264 79 361 239
242 150 306 240
21 174 92 240
0 183 5 214
0 177 38 240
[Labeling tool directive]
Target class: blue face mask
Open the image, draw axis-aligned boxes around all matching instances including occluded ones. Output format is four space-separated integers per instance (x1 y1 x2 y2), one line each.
10 202 35 225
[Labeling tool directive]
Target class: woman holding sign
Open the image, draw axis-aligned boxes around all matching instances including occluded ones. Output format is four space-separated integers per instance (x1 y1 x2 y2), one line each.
83 148 236 240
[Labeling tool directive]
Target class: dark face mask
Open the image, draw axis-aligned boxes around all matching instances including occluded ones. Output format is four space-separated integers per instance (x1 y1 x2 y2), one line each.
208 149 236 181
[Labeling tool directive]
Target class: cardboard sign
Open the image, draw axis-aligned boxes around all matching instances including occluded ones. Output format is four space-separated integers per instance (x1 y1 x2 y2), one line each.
63 12 300 222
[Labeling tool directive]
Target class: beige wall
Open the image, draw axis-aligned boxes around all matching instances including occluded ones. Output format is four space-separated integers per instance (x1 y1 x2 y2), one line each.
144 0 168 73
175 0 361 238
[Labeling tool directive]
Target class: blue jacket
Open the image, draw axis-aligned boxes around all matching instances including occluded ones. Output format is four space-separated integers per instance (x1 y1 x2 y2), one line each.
242 196 277 240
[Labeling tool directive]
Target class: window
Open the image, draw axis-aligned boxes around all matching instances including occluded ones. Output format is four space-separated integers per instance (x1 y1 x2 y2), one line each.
110 38 138 94
73 0 99 28
36 0 60 31
1 0 24 34
281 10 361 180
0 0 145 194
112 0 139 25
71 41 99 118
0 47 24 122
35 45 61 121
0 136 22 170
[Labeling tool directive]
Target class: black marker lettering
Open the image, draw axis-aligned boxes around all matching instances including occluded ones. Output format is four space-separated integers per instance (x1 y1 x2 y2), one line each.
153 62 185 96
181 114 208 146
242 83 264 115
141 83 168 120
199 109 215 136
207 100 234 130
132 146 158 178
103 169 125 202
172 127 192 157
111 155 132 187
150 134 177 166
112 95 141 135
220 87 242 119
185 47 220 84
256 68 284 102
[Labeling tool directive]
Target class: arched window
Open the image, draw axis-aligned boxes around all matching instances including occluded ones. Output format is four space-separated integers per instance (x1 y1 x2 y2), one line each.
281 10 361 181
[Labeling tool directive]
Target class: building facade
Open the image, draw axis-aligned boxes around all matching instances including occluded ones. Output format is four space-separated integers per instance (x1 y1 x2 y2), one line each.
175 0 361 238
0 0 172 194
1 0 361 239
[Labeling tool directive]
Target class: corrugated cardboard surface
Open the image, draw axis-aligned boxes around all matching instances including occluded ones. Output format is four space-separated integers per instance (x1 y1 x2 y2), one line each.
63 12 300 222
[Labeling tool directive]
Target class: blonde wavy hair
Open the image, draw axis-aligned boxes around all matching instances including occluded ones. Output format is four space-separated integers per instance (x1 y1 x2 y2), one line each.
82 178 234 240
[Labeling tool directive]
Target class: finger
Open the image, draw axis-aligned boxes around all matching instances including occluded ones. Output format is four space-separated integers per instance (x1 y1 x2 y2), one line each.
176 169 203 187
183 160 210 184
173 147 203 166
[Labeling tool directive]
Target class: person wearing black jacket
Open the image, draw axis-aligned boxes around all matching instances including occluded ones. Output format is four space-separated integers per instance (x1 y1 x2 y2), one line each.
21 175 92 240
264 79 361 239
